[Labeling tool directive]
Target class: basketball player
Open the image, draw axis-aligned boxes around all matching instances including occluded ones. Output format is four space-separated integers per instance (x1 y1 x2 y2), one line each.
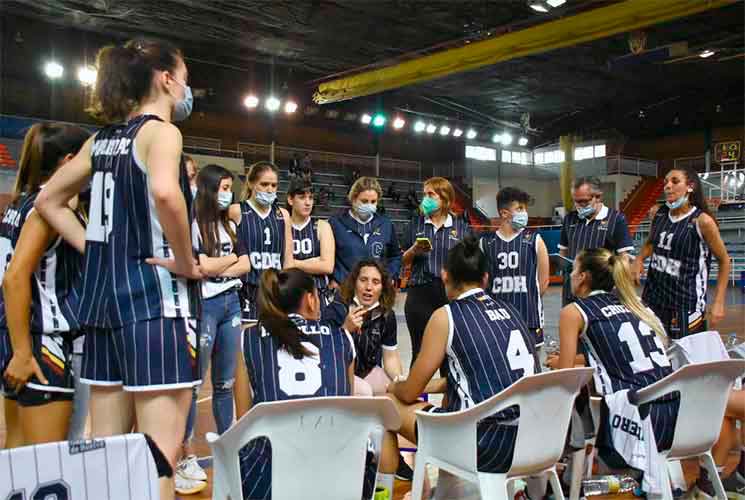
0 123 88 447
178 164 248 493
324 259 403 396
557 248 679 473
230 161 294 324
481 187 549 349
388 235 537 476
285 177 335 308
559 177 633 305
634 166 730 337
238 268 398 499
35 38 202 500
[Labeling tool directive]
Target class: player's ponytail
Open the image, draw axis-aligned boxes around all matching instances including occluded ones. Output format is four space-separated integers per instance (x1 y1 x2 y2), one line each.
12 123 89 203
257 268 316 359
577 248 667 344
445 233 488 287
242 161 279 201
89 38 183 123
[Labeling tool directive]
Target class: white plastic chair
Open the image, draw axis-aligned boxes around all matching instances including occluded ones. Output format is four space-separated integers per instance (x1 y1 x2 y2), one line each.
207 396 400 500
634 359 745 500
0 433 160 500
567 396 601 500
410 367 595 500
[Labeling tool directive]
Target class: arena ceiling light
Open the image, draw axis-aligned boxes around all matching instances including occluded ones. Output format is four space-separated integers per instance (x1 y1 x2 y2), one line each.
265 96 281 112
452 128 463 138
360 113 372 125
372 113 386 128
439 125 451 136
413 120 426 133
44 60 64 79
244 95 260 108
77 65 97 86
466 129 478 140
492 133 501 143
426 123 437 134
528 0 565 12
284 100 298 114
501 132 514 146
699 49 715 58
518 136 529 146
393 117 406 129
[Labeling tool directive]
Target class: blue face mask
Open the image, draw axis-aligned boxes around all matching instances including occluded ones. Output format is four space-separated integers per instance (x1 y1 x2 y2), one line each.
511 211 529 230
255 190 277 207
171 78 193 122
577 205 596 220
420 196 439 216
665 194 688 210
217 191 233 210
355 202 377 221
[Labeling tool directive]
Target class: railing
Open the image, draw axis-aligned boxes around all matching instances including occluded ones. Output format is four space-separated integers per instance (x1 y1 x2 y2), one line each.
237 142 422 180
606 155 658 176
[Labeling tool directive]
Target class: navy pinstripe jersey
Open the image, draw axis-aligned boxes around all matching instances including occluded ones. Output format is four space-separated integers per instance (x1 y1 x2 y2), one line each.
291 218 329 291
407 214 470 286
559 205 634 258
444 288 536 420
0 192 82 333
78 114 199 328
236 200 285 287
573 291 672 396
642 206 711 312
192 219 244 299
481 229 543 329
243 314 355 402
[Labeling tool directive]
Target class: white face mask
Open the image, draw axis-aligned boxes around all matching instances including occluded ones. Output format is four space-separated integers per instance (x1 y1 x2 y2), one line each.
217 191 233 210
255 190 277 207
355 202 377 221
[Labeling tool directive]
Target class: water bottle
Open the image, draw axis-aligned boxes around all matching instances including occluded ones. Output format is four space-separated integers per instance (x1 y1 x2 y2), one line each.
582 475 639 496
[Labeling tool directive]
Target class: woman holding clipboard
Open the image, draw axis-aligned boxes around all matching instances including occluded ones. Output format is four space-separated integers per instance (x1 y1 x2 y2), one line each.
402 177 470 367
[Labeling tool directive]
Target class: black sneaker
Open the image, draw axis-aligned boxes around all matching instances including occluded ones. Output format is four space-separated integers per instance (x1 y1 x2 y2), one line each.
395 455 414 481
722 470 745 500
695 467 717 500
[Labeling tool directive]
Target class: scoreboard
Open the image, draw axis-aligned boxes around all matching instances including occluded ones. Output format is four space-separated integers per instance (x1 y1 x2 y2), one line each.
715 141 741 163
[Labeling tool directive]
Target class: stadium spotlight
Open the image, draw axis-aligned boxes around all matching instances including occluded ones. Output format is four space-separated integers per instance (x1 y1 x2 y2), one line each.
77 65 97 86
518 136 529 146
372 113 386 128
393 117 406 129
44 60 64 79
413 121 426 133
452 128 463 138
361 113 372 125
426 123 437 134
244 95 260 108
265 96 281 112
284 100 298 114
439 125 451 136
466 129 477 140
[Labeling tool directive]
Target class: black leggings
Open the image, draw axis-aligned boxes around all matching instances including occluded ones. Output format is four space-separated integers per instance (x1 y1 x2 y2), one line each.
404 279 448 374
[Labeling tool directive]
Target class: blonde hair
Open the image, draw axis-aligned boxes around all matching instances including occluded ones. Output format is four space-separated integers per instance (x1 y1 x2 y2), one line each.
241 161 278 200
347 176 382 204
423 176 454 215
576 248 667 344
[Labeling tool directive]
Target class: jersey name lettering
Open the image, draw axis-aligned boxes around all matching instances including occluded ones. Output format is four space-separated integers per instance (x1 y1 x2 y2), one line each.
491 276 527 294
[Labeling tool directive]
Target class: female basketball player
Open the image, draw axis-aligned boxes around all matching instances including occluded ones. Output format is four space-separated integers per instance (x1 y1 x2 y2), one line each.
388 235 537 475
328 176 402 287
237 268 398 500
35 38 202 500
285 177 335 308
403 177 469 367
177 165 248 491
558 248 679 455
0 123 89 447
634 166 730 337
324 259 403 395
230 161 294 324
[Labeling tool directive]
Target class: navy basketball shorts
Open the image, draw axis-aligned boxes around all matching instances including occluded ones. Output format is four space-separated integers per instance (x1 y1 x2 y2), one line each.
240 284 259 324
649 303 707 340
0 328 75 406
81 318 201 391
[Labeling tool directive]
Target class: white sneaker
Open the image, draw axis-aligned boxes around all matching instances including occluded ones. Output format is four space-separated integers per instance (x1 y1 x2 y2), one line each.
177 455 208 481
174 471 207 496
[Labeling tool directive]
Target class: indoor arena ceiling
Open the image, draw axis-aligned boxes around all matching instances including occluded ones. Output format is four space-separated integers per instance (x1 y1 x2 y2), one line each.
2 0 744 141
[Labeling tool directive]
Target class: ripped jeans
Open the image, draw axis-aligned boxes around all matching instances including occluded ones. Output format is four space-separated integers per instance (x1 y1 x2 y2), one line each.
185 288 242 438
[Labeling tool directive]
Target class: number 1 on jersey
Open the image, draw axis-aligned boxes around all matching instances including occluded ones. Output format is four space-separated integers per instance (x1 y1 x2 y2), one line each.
264 226 272 245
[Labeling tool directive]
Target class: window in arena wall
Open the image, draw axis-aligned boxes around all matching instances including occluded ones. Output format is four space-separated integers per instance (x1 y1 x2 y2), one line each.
466 145 497 162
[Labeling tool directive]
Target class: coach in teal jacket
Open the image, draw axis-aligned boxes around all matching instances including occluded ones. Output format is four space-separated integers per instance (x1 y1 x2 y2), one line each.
329 177 402 285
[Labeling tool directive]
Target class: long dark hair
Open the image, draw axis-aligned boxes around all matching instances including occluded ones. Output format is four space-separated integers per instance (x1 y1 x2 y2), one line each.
258 268 316 359
89 38 183 123
340 258 396 313
670 166 715 222
13 123 89 203
241 161 279 200
195 164 236 256
445 234 488 288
